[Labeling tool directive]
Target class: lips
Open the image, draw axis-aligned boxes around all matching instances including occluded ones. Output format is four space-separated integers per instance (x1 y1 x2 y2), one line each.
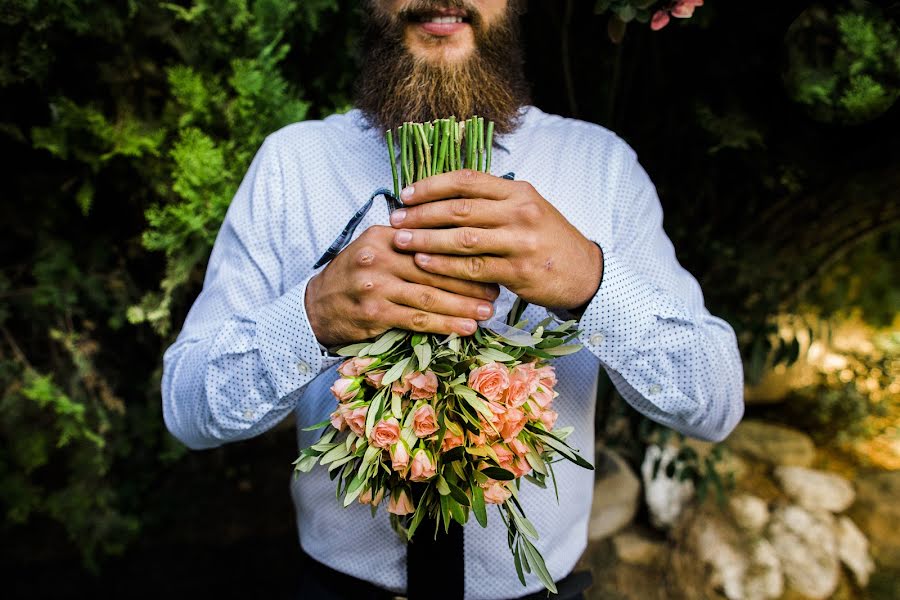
408 7 471 36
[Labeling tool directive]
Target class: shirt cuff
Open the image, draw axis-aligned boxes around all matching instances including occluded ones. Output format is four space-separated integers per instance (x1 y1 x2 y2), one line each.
575 250 689 372
255 272 343 399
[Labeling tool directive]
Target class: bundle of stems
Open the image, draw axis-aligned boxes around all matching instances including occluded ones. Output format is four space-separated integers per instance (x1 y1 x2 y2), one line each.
385 116 495 197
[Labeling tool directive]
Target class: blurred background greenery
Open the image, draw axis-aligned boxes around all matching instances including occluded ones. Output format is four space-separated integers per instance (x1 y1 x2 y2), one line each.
1 1 897 598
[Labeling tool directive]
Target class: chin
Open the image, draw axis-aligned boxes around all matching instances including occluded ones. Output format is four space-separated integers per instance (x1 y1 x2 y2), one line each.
407 37 475 66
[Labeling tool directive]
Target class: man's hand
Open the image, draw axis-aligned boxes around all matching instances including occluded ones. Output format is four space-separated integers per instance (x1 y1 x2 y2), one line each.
388 170 603 310
305 225 499 347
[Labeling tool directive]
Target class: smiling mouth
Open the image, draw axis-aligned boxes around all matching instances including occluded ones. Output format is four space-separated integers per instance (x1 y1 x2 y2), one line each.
406 8 472 25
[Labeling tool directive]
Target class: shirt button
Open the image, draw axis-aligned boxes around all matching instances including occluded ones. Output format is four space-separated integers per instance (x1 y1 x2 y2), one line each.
243 409 255 419
648 384 662 395
588 332 605 345
297 361 310 374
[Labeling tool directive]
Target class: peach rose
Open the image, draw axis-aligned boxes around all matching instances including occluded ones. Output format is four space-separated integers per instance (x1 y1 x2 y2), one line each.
508 438 529 457
500 406 528 442
392 376 411 395
364 370 386 388
412 404 438 438
409 449 437 482
482 480 512 505
540 408 559 431
387 488 415 515
503 363 539 408
531 386 556 409
370 417 400 448
344 405 368 437
468 362 510 403
510 456 532 478
408 370 439 400
359 486 385 507
442 423 465 452
491 443 515 471
338 357 376 377
390 441 409 472
535 364 557 389
329 408 345 431
330 377 358 402
467 429 487 447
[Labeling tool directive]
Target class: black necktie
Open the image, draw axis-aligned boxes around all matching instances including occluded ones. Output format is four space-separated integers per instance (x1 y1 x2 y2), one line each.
406 515 464 599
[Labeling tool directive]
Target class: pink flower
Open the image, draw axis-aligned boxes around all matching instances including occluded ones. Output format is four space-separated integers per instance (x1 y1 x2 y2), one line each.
409 449 437 481
442 423 465 452
540 408 559 431
503 363 539 408
344 405 368 437
500 407 528 442
491 443 515 471
508 438 529 457
365 370 386 388
388 488 415 515
329 408 345 431
390 441 409 472
510 456 532 478
535 364 557 390
467 429 487 446
338 357 376 377
531 386 556 409
412 404 439 438
359 486 385 507
392 376 411 395
330 377 358 402
650 9 670 30
672 0 703 19
408 370 439 400
482 480 512 505
369 417 400 448
468 362 510 403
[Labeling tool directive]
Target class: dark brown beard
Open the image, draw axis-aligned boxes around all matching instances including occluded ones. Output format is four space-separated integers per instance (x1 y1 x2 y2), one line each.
355 1 530 136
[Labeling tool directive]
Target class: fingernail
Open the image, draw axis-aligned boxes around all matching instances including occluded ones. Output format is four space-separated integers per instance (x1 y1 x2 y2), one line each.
477 304 492 318
390 209 407 226
461 320 477 334
416 253 431 265
396 230 412 244
400 186 414 201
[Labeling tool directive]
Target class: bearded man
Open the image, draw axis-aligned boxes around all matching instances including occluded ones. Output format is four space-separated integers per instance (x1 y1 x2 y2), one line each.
161 1 745 599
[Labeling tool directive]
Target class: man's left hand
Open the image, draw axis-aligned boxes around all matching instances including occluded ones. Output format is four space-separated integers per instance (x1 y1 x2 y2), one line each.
389 169 603 311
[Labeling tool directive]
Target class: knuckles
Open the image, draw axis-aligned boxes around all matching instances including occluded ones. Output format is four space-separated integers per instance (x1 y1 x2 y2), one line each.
410 311 429 329
457 228 479 249
455 169 478 187
466 256 486 278
451 198 473 219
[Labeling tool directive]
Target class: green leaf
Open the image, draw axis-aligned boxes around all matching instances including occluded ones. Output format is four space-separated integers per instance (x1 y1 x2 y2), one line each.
319 443 350 465
382 356 411 386
413 341 432 371
453 385 493 419
447 495 467 525
367 329 408 355
365 391 384 438
407 488 430 540
336 342 370 356
541 344 583 356
447 481 471 506
436 475 451 495
301 417 332 431
520 537 557 594
532 431 594 470
481 466 516 481
477 347 516 362
472 484 488 527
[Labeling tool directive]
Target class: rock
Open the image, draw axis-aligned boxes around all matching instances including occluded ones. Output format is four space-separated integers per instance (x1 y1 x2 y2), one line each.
768 505 840 599
641 444 694 529
774 466 855 513
690 516 783 600
612 531 667 566
729 494 770 533
847 470 900 569
725 420 816 467
836 516 875 586
589 448 641 541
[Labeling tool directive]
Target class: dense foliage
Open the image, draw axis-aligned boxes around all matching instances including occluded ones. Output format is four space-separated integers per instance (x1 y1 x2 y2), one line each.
1 0 897 575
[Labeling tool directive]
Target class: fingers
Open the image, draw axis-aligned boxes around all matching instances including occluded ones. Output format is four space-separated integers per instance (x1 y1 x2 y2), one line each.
393 254 500 301
393 227 512 256
399 169 515 205
414 252 516 284
380 303 479 337
387 281 494 322
389 198 504 229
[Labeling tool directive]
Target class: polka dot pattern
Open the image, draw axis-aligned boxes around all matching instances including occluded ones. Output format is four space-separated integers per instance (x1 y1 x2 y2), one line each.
162 106 744 598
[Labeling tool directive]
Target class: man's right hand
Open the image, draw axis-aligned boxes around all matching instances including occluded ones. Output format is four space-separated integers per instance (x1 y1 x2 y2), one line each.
305 225 499 348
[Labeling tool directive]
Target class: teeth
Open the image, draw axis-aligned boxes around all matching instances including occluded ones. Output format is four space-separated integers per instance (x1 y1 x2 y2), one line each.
427 16 463 23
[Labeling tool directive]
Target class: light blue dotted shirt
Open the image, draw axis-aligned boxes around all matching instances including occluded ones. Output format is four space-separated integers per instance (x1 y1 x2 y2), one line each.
162 106 744 599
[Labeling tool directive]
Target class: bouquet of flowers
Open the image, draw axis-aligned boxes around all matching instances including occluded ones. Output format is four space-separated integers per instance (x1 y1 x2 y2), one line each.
294 117 593 593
